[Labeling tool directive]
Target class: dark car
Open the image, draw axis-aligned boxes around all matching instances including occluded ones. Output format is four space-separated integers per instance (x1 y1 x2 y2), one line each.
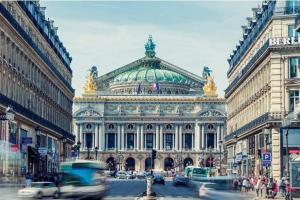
173 174 189 186
153 174 165 184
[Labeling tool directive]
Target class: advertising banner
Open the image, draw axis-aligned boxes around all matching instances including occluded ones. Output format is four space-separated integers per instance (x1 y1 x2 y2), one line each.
290 161 300 189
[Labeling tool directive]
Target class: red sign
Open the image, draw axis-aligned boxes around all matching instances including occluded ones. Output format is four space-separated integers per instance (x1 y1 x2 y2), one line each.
289 150 300 154
11 144 19 152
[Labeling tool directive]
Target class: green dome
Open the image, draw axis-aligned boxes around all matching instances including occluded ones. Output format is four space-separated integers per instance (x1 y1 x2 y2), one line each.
113 66 188 84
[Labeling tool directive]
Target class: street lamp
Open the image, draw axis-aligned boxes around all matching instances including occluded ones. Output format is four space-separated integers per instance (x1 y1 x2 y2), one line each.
62 138 67 162
218 140 223 175
94 146 98 160
199 148 205 167
233 134 238 173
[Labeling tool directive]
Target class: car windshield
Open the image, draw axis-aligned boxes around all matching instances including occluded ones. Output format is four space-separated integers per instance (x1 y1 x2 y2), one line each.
31 183 45 188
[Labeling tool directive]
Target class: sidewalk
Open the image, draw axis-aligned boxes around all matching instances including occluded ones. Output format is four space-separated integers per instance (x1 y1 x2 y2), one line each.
248 190 300 200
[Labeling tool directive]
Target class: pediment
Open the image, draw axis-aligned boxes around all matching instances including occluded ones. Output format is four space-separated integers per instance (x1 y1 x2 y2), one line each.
199 110 226 117
74 107 102 118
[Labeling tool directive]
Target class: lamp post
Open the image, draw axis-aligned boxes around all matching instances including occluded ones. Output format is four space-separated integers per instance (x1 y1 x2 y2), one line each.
62 138 67 162
233 134 238 174
218 140 223 175
94 146 98 160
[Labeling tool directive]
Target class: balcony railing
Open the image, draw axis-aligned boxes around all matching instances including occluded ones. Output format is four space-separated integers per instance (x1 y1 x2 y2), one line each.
224 112 282 142
295 14 300 32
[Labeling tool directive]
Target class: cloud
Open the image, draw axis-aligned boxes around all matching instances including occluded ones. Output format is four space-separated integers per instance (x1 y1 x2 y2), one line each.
57 20 231 97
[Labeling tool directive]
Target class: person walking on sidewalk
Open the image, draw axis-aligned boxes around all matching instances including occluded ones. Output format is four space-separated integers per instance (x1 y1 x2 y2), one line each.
256 177 263 197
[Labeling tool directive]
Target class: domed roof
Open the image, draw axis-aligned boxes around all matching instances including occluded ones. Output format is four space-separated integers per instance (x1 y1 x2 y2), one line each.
113 35 188 85
113 66 188 84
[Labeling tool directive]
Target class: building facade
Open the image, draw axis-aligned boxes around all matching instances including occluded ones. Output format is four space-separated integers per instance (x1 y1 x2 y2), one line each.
0 1 74 178
73 36 226 172
225 0 300 179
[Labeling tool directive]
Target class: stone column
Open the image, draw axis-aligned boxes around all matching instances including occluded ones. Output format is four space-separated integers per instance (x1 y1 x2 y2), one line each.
194 122 200 151
137 124 140 150
156 124 159 150
141 125 144 150
80 124 83 149
217 125 220 151
175 125 178 150
160 125 163 150
117 124 121 150
100 123 105 151
121 125 125 150
76 123 80 144
179 124 182 151
201 125 205 149
95 124 99 148
271 128 281 180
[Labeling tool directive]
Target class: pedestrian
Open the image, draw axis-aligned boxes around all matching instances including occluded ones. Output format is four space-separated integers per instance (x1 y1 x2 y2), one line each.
25 172 32 187
242 178 248 192
279 177 286 197
233 179 238 191
255 177 262 197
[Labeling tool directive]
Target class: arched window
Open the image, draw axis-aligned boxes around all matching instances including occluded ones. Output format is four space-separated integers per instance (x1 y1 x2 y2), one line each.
166 124 172 130
147 124 153 130
108 124 114 129
128 124 134 130
185 124 192 130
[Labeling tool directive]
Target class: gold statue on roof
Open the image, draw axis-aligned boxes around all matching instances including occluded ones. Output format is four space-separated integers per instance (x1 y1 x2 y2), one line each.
202 66 217 97
83 66 97 96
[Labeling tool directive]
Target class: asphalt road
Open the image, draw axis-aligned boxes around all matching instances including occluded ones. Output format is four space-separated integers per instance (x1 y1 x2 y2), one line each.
0 179 254 200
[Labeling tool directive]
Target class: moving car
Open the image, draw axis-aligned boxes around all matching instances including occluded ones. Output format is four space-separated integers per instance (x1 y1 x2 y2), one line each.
18 182 59 199
116 171 128 179
173 174 189 186
198 182 218 198
153 174 165 184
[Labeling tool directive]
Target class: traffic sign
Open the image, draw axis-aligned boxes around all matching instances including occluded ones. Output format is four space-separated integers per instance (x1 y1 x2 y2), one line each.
263 152 271 161
263 160 271 167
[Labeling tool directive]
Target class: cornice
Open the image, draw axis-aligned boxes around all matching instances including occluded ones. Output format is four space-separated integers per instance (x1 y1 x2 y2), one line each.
74 96 225 103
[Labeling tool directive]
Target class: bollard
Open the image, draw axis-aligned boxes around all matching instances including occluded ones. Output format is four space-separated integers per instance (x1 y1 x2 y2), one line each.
146 177 152 196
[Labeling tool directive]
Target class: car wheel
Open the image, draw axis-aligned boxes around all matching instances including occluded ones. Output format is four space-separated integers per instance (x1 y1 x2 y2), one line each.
36 191 43 199
53 191 60 199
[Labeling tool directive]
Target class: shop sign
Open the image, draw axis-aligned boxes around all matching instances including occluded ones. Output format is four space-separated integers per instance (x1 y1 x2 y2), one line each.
38 147 48 155
11 144 19 152
289 150 300 154
21 137 32 144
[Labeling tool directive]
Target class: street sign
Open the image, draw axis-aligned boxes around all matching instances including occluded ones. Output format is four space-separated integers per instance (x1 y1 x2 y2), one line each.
263 152 271 161
21 137 32 144
38 147 48 155
263 160 271 167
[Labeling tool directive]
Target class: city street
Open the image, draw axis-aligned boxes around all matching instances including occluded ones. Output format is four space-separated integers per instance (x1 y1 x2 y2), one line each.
0 179 255 200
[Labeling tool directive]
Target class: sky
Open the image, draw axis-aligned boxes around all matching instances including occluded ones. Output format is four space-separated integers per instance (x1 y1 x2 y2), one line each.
40 1 260 97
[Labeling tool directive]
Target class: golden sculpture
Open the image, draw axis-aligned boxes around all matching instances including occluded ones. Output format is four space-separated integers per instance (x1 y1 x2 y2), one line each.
203 75 218 97
83 74 97 96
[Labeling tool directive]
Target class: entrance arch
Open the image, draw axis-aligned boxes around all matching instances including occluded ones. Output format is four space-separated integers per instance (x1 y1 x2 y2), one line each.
164 157 174 171
183 158 193 168
145 157 154 171
125 157 135 171
106 157 116 170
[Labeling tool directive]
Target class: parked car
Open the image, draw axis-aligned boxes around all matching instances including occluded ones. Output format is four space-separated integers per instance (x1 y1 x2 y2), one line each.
116 171 128 179
18 182 59 199
153 174 165 184
136 171 147 179
173 174 189 186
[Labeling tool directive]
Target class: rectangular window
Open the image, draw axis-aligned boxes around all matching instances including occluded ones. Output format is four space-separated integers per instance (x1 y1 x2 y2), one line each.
207 133 215 149
289 90 299 113
288 25 299 38
165 134 173 150
86 133 92 148
288 58 299 78
184 134 192 149
287 1 300 13
145 133 153 149
107 133 115 149
126 133 134 150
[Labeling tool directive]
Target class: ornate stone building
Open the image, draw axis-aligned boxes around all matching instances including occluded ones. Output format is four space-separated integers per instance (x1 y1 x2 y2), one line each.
73 36 226 172
225 0 300 179
0 1 74 177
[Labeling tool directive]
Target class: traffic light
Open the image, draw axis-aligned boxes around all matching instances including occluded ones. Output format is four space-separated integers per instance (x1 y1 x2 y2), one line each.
152 149 157 160
257 149 262 158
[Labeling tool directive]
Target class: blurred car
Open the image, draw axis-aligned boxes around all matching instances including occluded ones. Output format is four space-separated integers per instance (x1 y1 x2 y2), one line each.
18 182 59 199
153 174 165 184
173 174 189 186
116 171 128 179
136 171 147 179
126 172 135 179
59 172 107 199
198 182 218 198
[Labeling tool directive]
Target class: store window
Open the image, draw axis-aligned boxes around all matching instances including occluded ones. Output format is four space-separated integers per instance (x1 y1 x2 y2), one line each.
288 58 299 78
289 90 299 113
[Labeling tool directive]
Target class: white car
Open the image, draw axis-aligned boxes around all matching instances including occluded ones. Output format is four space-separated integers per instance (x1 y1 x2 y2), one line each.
198 182 218 197
116 171 128 179
18 182 59 199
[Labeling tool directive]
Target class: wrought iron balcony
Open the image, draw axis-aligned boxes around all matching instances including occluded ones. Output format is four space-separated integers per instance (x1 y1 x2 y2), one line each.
295 13 300 33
